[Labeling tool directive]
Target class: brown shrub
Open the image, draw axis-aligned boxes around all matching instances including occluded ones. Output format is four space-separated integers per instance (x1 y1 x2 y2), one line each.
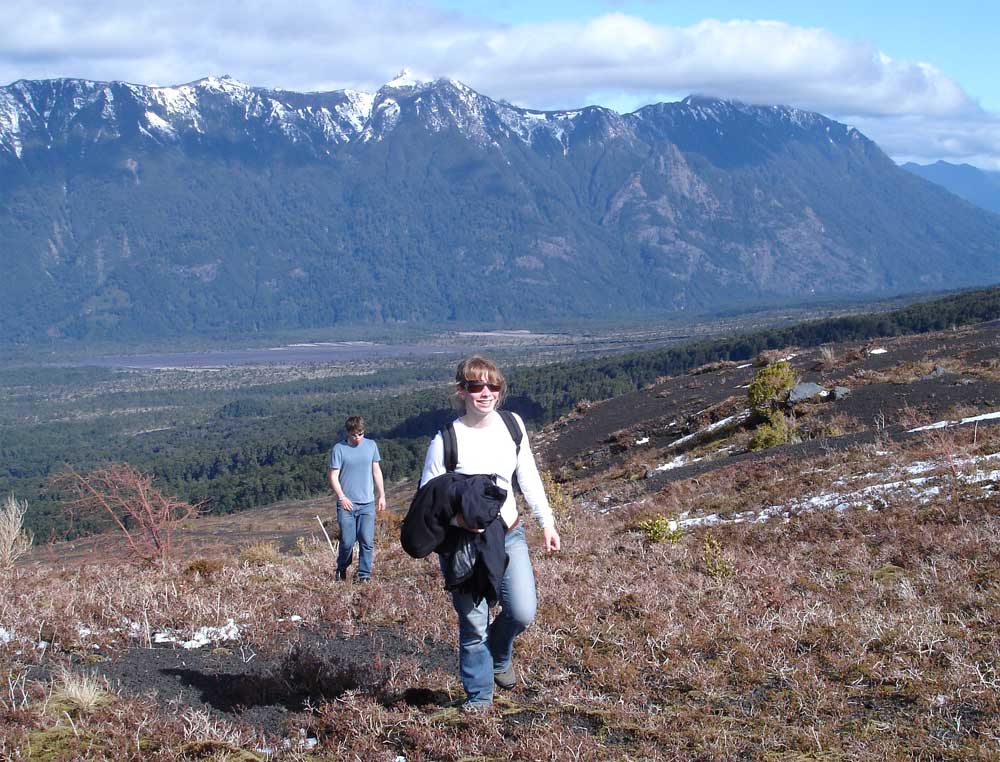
184 557 227 578
55 463 199 568
238 541 282 566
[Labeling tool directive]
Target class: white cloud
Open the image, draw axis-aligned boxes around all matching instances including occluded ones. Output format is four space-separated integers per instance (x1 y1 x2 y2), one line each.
0 2 997 166
852 113 1000 171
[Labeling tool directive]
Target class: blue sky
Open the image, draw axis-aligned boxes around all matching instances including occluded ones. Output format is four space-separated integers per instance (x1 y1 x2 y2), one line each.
1 0 996 168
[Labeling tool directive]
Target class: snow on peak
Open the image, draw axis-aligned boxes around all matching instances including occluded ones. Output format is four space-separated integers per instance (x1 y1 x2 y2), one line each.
385 68 427 89
195 75 251 93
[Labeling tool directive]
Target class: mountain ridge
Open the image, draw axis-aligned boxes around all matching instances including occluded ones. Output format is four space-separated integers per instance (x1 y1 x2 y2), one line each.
2 74 999 343
0 74 868 160
902 160 1000 215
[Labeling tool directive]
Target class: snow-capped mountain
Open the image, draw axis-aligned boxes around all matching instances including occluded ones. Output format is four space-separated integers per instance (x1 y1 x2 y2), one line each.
0 72 861 161
0 75 376 157
1 73 998 344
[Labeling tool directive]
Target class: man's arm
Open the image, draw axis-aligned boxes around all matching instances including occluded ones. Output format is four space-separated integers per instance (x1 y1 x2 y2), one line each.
328 468 354 511
372 462 386 512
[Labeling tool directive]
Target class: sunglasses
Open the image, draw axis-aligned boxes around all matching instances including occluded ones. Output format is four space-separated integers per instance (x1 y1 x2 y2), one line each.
461 380 502 393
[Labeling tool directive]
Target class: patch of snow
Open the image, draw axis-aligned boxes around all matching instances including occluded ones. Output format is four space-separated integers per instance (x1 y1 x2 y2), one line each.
908 410 1000 433
198 75 250 95
385 68 424 89
153 619 240 649
144 110 174 135
338 89 375 133
0 626 13 644
656 455 700 471
869 348 887 355
667 410 750 449
0 91 23 157
362 97 401 141
635 437 649 445
676 450 1000 530
737 363 752 369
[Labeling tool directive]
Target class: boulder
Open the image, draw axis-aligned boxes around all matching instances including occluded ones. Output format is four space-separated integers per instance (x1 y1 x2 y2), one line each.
788 382 825 404
832 386 851 401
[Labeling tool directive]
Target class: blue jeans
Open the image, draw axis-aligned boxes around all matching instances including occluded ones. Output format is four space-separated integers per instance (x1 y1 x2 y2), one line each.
445 524 537 706
337 501 375 579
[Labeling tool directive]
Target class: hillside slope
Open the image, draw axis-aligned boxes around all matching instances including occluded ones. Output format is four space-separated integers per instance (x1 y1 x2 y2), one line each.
4 317 1000 758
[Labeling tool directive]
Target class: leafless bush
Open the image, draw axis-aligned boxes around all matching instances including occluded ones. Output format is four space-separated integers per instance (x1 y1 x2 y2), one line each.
0 494 33 569
56 463 199 568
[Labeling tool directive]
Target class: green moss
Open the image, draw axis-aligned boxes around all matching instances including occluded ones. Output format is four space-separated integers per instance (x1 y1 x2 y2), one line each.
22 725 107 760
873 563 906 583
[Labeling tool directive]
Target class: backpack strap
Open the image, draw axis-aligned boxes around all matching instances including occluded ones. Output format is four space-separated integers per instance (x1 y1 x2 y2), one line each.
498 410 523 458
442 421 459 473
440 411 522 474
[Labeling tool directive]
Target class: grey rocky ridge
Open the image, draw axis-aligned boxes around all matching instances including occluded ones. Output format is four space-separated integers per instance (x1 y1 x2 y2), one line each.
2 72 999 342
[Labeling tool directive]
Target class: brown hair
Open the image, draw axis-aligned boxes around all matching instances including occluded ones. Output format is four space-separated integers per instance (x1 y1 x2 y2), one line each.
345 415 365 434
455 355 507 408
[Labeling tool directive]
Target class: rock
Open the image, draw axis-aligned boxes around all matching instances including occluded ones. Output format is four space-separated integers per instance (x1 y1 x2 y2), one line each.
922 365 948 380
788 382 825 404
833 386 851 400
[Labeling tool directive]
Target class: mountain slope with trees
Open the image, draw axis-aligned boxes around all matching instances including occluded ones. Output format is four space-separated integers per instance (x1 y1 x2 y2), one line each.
2 76 999 343
902 160 1000 214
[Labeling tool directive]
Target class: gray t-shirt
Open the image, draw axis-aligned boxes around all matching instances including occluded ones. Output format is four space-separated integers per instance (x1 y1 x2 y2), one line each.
329 438 381 503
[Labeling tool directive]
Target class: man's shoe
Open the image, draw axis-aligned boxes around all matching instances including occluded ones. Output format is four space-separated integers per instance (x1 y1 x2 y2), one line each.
493 664 516 689
335 568 347 581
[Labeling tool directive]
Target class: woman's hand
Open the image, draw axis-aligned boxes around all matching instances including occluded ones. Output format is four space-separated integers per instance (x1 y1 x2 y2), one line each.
543 527 561 552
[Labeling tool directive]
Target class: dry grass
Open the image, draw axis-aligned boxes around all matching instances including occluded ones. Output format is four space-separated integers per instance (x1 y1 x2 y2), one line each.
2 432 1000 759
0 493 33 569
238 540 283 567
49 668 113 715
850 358 966 387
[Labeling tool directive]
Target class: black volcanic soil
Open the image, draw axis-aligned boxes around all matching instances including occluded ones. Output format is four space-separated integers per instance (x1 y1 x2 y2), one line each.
82 627 455 737
537 322 1000 499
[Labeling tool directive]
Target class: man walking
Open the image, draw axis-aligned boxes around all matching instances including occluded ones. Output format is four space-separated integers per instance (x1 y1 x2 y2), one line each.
328 415 386 581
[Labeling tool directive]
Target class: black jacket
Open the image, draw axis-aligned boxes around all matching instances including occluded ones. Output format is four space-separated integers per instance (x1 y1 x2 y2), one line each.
401 472 509 604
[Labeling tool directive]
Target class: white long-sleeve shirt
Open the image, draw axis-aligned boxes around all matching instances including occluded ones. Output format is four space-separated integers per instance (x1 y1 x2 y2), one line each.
419 411 554 530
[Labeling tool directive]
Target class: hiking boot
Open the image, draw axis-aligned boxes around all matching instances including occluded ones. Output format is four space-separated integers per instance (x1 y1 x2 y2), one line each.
335 568 347 581
493 664 516 689
460 701 493 715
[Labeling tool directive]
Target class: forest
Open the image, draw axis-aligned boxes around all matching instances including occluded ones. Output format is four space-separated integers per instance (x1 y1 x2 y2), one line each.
4 283 1000 540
